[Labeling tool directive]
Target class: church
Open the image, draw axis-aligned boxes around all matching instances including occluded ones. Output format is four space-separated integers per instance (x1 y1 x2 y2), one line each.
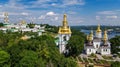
84 25 111 55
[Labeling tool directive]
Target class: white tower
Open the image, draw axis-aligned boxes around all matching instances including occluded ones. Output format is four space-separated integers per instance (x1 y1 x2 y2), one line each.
4 12 9 23
96 24 102 38
58 14 72 53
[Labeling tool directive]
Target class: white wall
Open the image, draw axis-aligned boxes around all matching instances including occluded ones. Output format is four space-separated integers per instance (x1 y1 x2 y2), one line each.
86 48 96 55
101 49 111 55
96 32 102 38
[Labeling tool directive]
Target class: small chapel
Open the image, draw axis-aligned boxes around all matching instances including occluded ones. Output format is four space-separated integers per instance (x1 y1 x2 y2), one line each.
84 25 111 55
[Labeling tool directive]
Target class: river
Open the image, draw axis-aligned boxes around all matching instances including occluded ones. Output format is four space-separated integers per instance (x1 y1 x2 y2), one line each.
81 29 120 39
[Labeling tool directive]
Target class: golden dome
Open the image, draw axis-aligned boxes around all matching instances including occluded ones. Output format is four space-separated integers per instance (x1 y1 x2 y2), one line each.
88 30 93 41
88 35 92 41
20 20 26 25
103 30 108 41
58 14 71 34
96 24 101 33
89 30 93 37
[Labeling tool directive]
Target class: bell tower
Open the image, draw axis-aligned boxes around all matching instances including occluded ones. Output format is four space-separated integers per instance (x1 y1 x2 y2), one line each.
58 14 72 53
4 12 9 23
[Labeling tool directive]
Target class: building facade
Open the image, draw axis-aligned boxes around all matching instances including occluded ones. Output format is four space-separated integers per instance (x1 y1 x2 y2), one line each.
84 25 111 55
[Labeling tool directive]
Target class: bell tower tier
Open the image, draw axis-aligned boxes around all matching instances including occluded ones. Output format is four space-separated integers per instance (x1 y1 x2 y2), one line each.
58 14 72 53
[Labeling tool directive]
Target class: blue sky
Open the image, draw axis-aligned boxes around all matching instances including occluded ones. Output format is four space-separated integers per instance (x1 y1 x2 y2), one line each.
0 0 120 26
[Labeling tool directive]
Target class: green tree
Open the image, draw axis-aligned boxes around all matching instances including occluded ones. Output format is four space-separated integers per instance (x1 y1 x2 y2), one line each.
111 61 120 67
28 23 35 28
0 27 78 67
0 23 3 27
66 35 84 57
110 36 120 54
0 50 10 66
19 50 40 67
7 44 22 66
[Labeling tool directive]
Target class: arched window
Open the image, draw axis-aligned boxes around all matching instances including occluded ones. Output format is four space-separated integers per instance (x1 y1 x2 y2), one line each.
63 36 67 41
89 49 91 52
96 44 98 48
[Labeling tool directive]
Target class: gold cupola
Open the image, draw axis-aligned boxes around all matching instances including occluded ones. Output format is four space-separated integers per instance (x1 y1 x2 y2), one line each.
20 20 26 25
89 30 93 38
88 30 93 41
96 24 101 33
58 14 72 34
103 30 108 42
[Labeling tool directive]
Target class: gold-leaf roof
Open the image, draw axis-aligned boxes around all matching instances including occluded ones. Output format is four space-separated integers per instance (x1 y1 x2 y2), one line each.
58 14 71 34
96 24 101 33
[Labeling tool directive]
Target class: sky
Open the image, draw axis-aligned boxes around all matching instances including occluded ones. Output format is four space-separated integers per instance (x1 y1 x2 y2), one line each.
0 0 120 26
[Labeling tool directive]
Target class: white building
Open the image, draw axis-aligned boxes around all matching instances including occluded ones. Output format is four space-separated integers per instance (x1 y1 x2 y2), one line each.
57 14 72 54
84 25 111 55
0 12 45 36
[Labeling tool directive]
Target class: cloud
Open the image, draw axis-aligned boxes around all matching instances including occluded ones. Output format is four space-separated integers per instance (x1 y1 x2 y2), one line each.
0 14 4 18
27 0 85 8
21 12 29 16
96 16 100 20
4 0 26 9
51 3 57 6
106 15 118 19
38 11 59 22
63 0 85 6
0 12 29 16
67 11 77 14
55 17 58 20
46 11 57 16
38 15 45 20
98 11 116 15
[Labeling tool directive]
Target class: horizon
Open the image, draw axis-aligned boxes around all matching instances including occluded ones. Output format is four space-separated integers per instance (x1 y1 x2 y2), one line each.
0 0 120 26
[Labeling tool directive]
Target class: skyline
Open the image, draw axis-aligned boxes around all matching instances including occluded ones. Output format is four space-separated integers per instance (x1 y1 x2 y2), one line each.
0 0 120 26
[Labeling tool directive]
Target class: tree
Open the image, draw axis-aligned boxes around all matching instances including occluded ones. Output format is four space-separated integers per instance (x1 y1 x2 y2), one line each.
0 27 78 67
110 36 120 54
0 50 10 66
0 23 3 27
66 35 84 57
111 61 120 67
28 23 35 28
7 44 22 66
19 50 42 67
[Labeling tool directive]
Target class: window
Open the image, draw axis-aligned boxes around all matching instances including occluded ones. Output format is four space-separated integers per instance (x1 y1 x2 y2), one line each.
89 49 91 52
103 49 105 52
63 36 67 41
96 44 98 48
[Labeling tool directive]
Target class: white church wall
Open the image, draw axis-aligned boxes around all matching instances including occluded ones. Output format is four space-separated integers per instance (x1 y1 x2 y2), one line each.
86 48 96 55
101 49 111 55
